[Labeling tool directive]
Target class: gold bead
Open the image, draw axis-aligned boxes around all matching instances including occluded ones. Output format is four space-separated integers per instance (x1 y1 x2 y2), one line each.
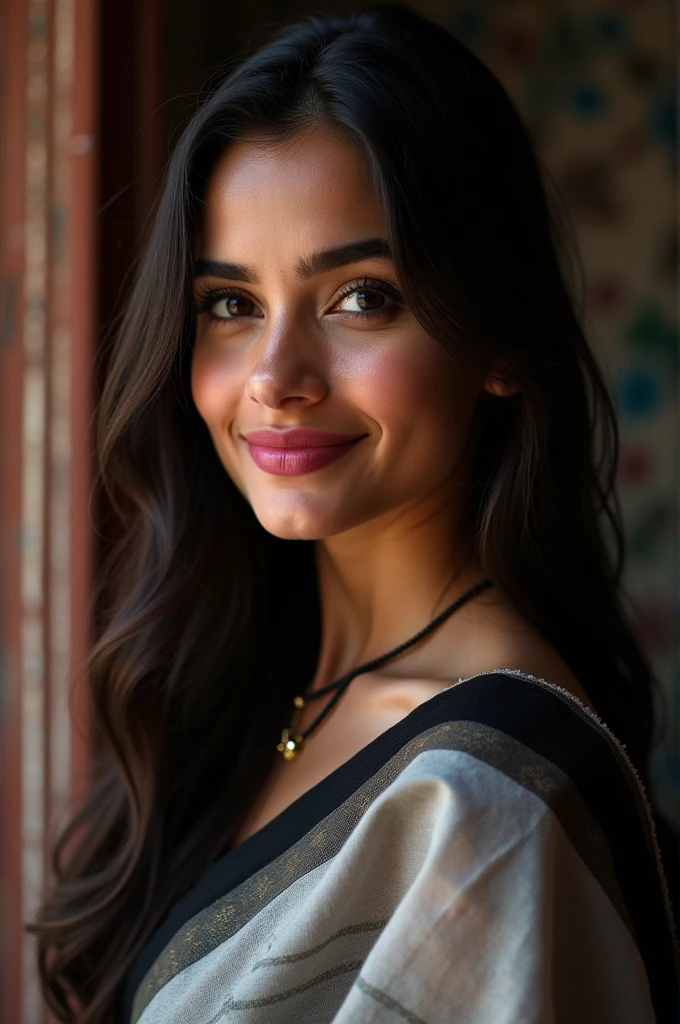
278 733 304 760
293 696 305 708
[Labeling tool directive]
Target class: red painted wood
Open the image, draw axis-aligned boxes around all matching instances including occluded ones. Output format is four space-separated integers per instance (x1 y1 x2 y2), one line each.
1 0 165 1017
0 0 99 1019
0 0 29 1018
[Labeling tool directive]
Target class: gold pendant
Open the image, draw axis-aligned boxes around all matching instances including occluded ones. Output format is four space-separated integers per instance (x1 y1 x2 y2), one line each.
277 695 306 760
277 728 304 760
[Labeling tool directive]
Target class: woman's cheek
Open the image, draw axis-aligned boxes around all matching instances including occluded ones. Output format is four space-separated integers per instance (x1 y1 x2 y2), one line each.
346 336 461 434
191 344 240 428
190 346 247 485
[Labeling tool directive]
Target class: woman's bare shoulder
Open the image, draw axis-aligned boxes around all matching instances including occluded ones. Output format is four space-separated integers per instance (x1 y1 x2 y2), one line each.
385 587 596 714
448 590 595 710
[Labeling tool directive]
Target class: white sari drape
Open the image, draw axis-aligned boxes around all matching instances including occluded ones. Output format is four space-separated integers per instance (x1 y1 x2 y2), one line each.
125 672 678 1024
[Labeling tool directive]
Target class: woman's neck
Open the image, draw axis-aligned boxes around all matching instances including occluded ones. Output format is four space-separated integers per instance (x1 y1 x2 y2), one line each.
311 484 484 689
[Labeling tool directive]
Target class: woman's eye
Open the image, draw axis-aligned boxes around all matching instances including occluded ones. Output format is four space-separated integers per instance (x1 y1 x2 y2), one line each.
331 281 403 320
335 288 388 315
205 293 262 320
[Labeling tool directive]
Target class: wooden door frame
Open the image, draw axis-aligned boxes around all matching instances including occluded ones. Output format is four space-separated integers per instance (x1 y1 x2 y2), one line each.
0 0 98 1019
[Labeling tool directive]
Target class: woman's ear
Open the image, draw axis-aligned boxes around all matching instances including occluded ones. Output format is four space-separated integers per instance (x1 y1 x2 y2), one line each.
482 366 520 398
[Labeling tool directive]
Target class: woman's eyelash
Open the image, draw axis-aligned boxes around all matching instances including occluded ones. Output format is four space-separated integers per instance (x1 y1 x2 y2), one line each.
332 278 403 308
194 278 405 323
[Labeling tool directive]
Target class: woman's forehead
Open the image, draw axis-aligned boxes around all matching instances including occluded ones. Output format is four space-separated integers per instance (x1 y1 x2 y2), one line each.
204 126 377 216
198 126 386 271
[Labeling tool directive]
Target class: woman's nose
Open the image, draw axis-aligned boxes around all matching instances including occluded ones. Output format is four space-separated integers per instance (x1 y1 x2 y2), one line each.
245 324 328 409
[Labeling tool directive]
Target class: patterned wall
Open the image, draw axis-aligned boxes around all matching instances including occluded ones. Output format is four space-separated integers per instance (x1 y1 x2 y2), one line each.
428 0 678 821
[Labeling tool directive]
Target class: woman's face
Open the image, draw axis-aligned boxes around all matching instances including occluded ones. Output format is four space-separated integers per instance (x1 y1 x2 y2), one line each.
191 123 491 541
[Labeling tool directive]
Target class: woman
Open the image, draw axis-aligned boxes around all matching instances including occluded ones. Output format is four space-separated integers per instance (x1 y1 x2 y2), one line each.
34 5 678 1022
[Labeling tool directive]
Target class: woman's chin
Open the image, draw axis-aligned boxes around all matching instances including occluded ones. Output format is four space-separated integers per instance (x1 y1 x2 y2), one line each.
255 513 343 542
251 495 358 541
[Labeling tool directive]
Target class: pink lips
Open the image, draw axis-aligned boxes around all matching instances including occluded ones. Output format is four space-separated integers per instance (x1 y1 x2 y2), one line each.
242 428 366 476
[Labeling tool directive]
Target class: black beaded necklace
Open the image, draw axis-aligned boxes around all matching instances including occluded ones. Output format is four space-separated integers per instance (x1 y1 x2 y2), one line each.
277 578 493 760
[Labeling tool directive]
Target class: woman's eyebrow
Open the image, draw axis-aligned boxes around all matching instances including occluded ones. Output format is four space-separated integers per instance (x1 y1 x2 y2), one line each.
193 237 392 284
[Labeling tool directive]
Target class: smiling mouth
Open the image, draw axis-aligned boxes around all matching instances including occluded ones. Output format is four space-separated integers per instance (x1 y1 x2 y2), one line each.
242 429 367 477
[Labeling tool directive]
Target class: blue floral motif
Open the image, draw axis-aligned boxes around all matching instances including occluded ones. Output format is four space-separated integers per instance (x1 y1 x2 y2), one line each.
618 367 663 420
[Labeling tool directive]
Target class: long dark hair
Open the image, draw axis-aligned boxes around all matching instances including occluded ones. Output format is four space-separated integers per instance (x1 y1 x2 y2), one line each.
32 5 669 1021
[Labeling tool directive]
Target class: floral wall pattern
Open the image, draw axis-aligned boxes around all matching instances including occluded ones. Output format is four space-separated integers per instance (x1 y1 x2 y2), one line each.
433 0 678 821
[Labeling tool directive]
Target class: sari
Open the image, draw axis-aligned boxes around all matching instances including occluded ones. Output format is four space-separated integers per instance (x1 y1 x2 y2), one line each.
123 670 678 1023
